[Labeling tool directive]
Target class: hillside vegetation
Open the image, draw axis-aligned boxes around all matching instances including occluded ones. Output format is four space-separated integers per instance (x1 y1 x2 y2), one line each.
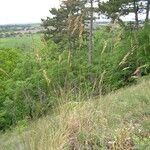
0 0 150 149
1 25 150 131
0 77 150 149
1 0 150 133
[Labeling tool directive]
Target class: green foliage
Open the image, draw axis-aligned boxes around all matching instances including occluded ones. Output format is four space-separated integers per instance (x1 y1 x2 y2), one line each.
133 135 150 149
0 48 21 130
93 25 150 93
0 25 150 131
1 77 150 149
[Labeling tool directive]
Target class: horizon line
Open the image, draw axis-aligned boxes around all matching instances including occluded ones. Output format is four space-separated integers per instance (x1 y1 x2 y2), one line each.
0 22 41 26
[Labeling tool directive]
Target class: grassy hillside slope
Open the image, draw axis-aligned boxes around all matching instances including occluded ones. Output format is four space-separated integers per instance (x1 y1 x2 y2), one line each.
1 77 150 150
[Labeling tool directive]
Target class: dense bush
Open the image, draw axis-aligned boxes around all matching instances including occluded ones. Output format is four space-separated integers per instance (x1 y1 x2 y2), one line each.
0 48 21 130
0 25 150 131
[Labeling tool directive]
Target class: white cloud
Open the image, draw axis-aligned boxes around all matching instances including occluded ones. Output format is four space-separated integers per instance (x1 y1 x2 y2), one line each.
0 0 60 24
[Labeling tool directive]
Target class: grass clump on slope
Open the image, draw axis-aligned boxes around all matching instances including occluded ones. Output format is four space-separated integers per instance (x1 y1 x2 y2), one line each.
1 78 150 150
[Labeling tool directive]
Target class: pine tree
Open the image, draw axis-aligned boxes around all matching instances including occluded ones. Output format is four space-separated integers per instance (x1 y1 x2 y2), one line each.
98 0 149 27
98 0 132 26
42 0 86 50
42 0 99 66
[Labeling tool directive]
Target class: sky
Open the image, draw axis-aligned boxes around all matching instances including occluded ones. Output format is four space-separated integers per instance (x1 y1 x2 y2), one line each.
0 0 147 25
0 0 60 25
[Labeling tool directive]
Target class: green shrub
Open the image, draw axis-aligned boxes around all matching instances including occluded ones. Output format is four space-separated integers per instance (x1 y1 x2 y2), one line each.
1 25 150 131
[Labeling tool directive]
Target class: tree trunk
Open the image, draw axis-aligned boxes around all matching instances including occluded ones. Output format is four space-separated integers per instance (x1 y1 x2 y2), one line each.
133 0 139 28
88 0 94 65
145 0 150 23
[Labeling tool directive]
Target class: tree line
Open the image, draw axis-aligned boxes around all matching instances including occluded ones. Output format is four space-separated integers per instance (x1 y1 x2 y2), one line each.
42 0 150 66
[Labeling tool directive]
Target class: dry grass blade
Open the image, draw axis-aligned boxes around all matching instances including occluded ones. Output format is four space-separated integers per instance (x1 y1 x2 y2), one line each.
119 52 131 66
